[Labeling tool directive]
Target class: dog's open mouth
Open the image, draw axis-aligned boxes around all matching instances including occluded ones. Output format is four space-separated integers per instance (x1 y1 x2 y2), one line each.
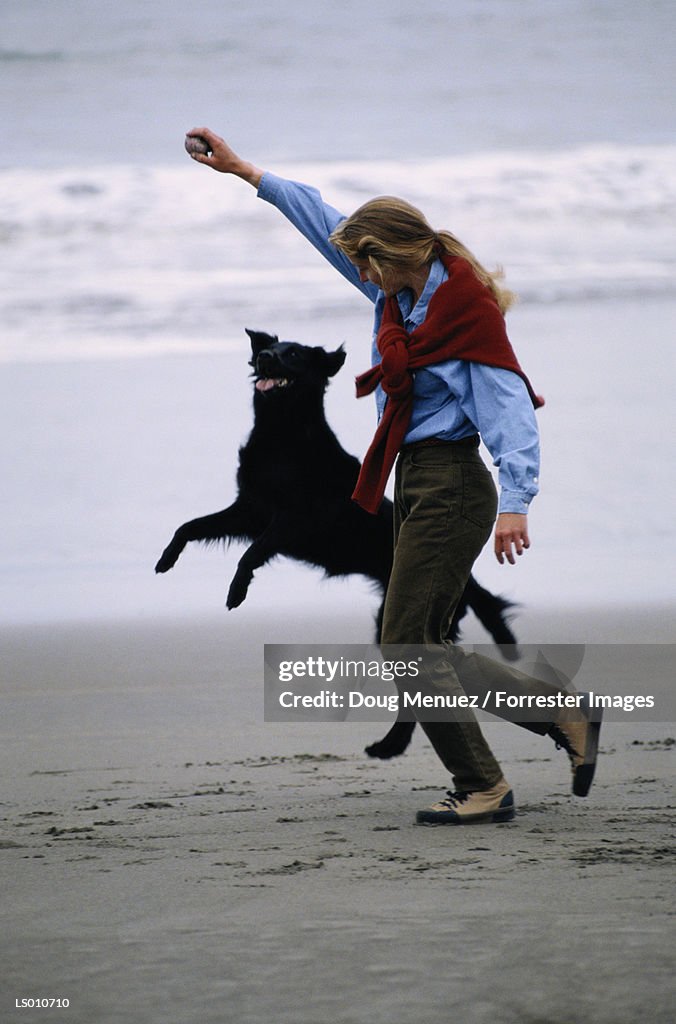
255 377 293 392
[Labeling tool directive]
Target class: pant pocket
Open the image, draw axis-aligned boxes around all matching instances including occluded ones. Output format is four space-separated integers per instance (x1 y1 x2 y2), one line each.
460 464 498 528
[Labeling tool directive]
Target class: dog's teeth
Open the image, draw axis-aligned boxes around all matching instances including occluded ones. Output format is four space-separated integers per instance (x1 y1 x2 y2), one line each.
255 376 290 392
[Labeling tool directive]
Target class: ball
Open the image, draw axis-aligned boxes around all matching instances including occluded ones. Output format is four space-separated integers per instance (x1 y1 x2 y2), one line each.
184 135 211 157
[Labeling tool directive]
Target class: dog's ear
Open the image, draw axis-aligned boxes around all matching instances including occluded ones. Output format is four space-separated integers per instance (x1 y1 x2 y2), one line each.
245 328 279 356
323 345 347 378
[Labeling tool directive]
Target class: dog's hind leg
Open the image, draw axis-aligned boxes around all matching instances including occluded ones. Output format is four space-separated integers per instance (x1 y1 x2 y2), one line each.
155 502 251 573
365 720 415 760
367 596 417 759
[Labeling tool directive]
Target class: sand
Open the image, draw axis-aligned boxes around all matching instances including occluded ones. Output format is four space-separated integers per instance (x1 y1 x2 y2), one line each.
1 605 674 1024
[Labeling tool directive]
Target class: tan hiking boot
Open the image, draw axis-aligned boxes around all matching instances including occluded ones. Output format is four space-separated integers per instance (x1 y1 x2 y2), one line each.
416 777 515 825
549 692 603 797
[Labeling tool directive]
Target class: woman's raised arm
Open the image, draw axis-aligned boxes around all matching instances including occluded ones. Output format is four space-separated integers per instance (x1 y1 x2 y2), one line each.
185 127 264 187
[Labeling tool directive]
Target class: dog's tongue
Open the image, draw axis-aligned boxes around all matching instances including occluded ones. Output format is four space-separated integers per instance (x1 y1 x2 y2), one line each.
255 378 278 392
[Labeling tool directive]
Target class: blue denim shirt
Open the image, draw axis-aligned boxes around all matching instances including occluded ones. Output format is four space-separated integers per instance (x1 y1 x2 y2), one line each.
257 172 540 513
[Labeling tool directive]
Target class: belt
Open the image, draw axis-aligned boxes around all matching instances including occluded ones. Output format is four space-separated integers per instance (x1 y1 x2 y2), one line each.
400 433 480 452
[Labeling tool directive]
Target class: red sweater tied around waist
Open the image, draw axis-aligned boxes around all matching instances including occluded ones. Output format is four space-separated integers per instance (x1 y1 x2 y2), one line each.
352 253 544 514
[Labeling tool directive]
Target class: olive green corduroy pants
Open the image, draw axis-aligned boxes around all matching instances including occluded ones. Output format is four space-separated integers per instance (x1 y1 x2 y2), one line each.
381 439 562 793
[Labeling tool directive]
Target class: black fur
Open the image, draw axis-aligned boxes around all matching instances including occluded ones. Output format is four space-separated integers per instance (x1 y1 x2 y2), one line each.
155 329 519 759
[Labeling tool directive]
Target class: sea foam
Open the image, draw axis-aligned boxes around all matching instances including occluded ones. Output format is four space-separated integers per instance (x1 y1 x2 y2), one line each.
1 144 674 363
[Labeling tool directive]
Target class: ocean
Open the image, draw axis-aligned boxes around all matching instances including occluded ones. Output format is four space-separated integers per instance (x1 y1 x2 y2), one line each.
1 0 674 623
2 0 675 363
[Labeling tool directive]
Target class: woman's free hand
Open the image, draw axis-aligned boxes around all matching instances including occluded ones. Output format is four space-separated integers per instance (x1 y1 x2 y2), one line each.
185 127 263 186
494 513 530 565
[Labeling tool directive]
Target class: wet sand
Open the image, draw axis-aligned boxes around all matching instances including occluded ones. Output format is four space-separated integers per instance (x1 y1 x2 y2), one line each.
1 606 674 1023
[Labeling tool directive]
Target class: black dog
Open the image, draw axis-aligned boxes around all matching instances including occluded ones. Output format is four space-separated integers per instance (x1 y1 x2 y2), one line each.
155 330 518 759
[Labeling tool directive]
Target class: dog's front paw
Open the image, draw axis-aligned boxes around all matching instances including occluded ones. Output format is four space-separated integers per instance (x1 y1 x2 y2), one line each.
226 572 251 609
155 545 180 573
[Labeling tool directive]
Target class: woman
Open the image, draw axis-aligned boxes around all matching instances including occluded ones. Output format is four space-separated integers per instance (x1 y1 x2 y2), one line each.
187 127 602 824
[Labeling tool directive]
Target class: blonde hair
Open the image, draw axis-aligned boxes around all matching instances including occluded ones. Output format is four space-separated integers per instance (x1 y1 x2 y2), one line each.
329 195 516 314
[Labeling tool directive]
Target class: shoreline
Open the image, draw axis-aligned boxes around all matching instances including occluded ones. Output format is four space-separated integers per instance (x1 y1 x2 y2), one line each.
3 292 675 630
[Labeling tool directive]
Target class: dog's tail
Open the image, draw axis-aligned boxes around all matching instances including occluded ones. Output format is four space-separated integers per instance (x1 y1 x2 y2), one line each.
461 578 520 660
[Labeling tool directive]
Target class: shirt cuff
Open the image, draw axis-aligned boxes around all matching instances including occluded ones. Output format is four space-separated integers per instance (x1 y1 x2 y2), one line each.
257 171 280 203
498 490 533 515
